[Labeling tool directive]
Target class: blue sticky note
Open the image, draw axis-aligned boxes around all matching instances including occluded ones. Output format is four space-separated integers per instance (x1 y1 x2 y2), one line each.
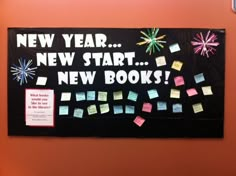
76 92 85 101
113 105 123 114
157 101 167 111
147 89 159 99
87 91 96 101
59 106 69 115
125 105 135 114
194 73 205 84
127 91 138 102
172 103 183 113
73 108 84 118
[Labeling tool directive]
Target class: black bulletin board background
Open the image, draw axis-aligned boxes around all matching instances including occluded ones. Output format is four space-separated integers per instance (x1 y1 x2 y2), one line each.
8 28 225 137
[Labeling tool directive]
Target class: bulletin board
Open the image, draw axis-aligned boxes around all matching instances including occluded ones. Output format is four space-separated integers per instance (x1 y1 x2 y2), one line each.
8 28 225 137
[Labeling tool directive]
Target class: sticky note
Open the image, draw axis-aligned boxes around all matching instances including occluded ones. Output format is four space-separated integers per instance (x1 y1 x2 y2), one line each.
172 104 182 113
192 103 204 113
98 91 108 101
142 103 152 113
186 88 198 97
87 105 97 115
194 73 205 84
155 56 166 67
157 101 167 111
87 91 96 101
171 61 183 71
202 86 213 96
147 89 159 99
170 89 180 99
174 76 185 86
59 106 69 115
61 92 71 101
76 92 86 101
113 105 123 114
113 91 123 100
125 105 135 114
36 77 47 86
100 103 110 114
127 91 138 102
133 116 145 127
169 43 181 53
73 108 84 118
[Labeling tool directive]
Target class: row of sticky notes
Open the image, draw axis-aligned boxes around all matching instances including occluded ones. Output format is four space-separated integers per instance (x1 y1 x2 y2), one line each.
60 91 139 102
59 104 136 117
170 86 213 99
59 101 204 117
174 73 206 87
155 56 183 71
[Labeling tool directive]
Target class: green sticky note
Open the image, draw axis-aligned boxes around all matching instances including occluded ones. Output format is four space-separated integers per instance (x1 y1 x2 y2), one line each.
125 105 135 114
100 103 110 114
87 105 97 115
113 91 123 100
98 91 108 101
73 108 84 118
59 106 69 115
127 91 138 102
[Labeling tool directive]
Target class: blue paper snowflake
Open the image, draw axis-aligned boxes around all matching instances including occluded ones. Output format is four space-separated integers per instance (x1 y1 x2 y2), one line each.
11 58 37 85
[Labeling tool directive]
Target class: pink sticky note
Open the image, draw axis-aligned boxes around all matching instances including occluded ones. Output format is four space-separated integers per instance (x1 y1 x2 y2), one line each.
186 88 198 97
174 76 185 86
142 103 152 113
133 116 145 127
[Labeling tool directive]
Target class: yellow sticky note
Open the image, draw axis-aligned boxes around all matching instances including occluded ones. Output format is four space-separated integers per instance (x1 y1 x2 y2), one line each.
170 89 180 99
192 103 204 113
155 56 166 67
100 103 109 114
113 91 123 100
202 86 213 96
171 61 183 71
98 91 108 101
87 105 97 115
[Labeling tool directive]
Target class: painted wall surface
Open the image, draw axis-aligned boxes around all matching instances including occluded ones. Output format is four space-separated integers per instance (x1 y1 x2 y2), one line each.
1 0 236 176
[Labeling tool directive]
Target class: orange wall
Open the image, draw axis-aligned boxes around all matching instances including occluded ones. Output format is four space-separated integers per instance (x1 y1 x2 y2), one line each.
1 0 236 176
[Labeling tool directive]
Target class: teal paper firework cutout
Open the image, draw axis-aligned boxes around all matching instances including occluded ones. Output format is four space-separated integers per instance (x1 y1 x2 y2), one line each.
137 28 166 55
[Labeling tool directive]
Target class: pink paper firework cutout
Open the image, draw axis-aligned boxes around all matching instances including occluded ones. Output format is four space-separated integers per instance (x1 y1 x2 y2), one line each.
191 30 220 58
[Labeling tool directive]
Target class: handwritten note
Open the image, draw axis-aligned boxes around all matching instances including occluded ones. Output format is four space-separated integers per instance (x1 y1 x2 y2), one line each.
113 91 123 100
169 43 181 53
171 61 183 71
73 108 84 118
133 116 145 127
76 92 86 101
98 91 108 101
172 103 182 113
113 105 123 114
202 86 213 96
87 105 97 115
186 88 198 97
127 91 138 102
125 105 135 114
142 103 152 113
157 101 167 111
192 103 204 113
61 92 71 101
147 89 159 99
36 77 47 86
170 89 180 99
100 103 110 114
59 106 69 115
194 73 205 84
87 91 96 101
155 56 167 67
174 76 185 86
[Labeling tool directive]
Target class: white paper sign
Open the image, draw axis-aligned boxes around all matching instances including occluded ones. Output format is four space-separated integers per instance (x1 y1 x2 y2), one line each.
25 89 54 127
